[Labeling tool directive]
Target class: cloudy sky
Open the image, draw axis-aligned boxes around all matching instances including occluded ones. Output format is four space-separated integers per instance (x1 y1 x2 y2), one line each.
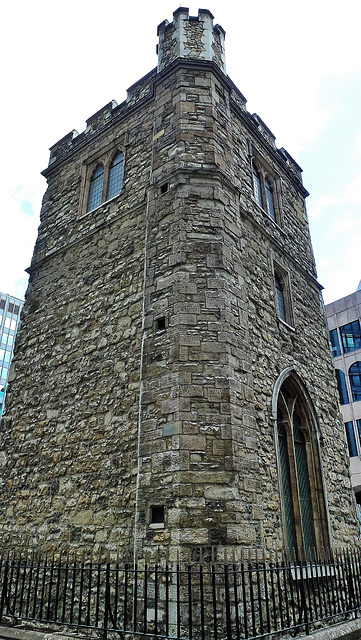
1 0 360 304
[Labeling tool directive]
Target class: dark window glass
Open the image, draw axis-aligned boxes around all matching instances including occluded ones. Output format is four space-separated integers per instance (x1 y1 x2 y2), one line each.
156 317 166 332
0 300 5 310
253 166 262 206
293 414 316 554
357 420 361 447
275 274 286 322
335 369 349 405
151 506 164 523
277 412 298 554
87 164 104 212
329 329 341 357
345 421 358 457
349 361 361 402
106 152 124 200
265 177 276 221
340 320 361 354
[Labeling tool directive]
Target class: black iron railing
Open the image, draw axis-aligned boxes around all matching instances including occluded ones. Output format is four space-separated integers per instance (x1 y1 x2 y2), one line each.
0 549 361 639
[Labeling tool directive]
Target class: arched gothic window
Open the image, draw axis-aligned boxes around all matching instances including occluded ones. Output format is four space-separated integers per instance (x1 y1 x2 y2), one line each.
349 362 361 402
106 151 124 200
265 176 276 221
251 157 279 223
87 164 104 212
252 164 262 207
276 376 329 559
274 274 286 322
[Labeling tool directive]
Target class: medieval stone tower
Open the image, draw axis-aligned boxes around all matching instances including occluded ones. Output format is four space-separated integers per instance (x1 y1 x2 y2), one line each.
0 9 358 560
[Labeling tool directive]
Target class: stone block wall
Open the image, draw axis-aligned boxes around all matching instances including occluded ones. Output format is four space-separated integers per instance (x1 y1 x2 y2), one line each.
0 9 358 560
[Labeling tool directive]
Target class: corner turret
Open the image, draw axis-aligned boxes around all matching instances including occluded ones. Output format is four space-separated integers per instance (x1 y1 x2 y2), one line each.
157 8 226 73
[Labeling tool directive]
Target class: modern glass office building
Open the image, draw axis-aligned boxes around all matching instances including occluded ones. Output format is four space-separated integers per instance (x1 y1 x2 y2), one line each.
326 282 361 523
0 292 24 417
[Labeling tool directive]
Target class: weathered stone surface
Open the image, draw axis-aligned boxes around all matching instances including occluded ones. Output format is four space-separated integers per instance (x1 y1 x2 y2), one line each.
0 8 358 561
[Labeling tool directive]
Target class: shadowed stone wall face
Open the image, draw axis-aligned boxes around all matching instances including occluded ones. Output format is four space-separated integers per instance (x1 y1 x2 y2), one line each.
0 9 358 558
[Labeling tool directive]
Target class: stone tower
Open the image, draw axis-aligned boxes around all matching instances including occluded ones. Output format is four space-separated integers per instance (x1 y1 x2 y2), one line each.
0 8 358 560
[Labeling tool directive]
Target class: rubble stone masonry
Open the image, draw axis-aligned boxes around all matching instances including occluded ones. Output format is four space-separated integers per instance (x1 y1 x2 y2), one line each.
0 8 358 560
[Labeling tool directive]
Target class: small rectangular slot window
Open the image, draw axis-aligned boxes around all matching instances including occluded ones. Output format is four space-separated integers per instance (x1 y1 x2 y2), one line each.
160 183 169 194
151 505 164 523
156 317 166 332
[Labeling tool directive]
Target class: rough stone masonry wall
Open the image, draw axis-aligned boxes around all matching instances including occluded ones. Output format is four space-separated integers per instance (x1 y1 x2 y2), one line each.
0 78 155 554
135 60 359 558
0 47 358 560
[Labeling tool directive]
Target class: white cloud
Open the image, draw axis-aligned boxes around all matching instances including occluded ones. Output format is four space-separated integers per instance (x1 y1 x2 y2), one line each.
307 194 342 219
1 0 360 303
344 172 361 204
333 211 359 234
0 184 41 299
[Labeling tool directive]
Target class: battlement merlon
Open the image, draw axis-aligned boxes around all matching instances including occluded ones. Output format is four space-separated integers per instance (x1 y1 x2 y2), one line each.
44 68 157 171
157 8 226 73
43 7 304 191
48 130 80 166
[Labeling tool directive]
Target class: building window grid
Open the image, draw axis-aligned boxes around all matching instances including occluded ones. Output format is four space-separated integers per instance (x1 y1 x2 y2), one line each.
335 369 349 405
0 294 23 416
329 328 341 357
345 421 358 457
344 420 361 458
340 320 361 354
349 361 361 402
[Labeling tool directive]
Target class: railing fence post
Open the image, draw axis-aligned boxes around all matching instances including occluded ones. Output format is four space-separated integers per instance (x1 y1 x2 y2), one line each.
104 562 111 640
224 564 232 640
0 559 9 622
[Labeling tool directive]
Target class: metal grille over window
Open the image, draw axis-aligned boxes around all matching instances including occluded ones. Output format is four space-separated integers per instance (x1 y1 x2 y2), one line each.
275 274 286 322
265 177 276 221
106 152 124 200
252 166 262 206
87 164 104 212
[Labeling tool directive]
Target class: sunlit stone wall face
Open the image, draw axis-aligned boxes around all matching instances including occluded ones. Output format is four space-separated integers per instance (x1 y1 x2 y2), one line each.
0 9 358 560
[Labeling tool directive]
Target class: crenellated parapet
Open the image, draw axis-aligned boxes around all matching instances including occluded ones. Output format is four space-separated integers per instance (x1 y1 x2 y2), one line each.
157 8 226 73
46 69 157 170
